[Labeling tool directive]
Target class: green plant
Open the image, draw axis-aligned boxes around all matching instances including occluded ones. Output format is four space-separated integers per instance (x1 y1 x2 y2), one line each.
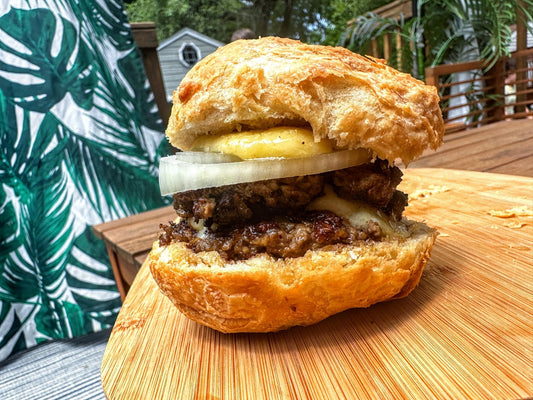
340 0 533 79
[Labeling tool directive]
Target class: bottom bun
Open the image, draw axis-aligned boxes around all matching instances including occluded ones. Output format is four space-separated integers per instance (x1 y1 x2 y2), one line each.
148 220 437 333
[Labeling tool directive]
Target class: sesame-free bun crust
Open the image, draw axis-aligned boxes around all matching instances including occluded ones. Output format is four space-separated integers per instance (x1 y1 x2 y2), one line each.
149 221 437 333
166 37 444 165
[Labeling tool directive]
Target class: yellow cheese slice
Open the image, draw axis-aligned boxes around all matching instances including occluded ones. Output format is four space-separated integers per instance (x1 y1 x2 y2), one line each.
191 127 333 159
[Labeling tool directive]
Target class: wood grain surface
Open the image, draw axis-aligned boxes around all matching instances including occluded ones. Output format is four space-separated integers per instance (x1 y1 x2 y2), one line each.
101 168 532 400
408 119 533 177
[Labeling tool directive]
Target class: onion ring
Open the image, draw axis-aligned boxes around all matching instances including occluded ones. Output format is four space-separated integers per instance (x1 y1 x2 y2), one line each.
159 149 371 195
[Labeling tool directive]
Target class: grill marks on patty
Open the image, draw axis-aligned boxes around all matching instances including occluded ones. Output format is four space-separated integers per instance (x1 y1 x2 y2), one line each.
159 160 408 260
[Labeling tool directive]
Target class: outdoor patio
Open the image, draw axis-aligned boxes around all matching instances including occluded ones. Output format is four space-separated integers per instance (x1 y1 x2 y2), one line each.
1 1 532 399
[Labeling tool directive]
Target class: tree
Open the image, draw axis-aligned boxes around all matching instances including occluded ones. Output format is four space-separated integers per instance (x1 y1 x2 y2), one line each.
244 0 330 43
126 0 244 43
323 0 390 45
125 0 384 44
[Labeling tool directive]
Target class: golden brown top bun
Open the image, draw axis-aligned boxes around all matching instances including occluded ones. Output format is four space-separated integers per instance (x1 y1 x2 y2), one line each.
166 36 444 165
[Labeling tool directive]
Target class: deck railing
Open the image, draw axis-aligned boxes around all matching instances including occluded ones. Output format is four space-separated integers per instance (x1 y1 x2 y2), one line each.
425 48 533 133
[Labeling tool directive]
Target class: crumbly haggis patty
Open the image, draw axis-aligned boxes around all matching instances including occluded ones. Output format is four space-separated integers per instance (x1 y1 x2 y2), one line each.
159 210 384 261
172 159 407 227
158 160 408 261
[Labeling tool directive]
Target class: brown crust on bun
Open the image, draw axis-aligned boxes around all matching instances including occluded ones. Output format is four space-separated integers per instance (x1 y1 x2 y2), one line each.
166 36 444 165
149 221 437 333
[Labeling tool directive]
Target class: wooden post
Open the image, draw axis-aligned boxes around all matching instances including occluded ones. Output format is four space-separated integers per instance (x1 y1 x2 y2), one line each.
515 1 528 114
371 39 379 58
130 22 171 127
395 29 403 70
424 65 438 88
383 33 391 62
487 58 506 122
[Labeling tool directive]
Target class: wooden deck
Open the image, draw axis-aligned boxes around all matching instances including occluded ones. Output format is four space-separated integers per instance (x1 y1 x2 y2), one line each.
93 118 533 300
408 118 533 176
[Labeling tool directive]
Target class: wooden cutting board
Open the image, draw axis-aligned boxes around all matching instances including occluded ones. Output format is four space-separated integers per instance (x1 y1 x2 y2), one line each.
101 168 532 400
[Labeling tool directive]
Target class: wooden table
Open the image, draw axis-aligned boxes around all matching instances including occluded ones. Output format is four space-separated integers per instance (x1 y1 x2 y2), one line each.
93 118 533 300
102 168 533 399
93 206 175 299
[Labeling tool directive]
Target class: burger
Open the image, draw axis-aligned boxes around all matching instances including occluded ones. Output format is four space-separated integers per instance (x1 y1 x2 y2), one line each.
149 37 444 333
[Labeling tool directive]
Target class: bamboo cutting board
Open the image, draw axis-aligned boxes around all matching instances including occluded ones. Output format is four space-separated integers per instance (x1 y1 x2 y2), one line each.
101 169 532 400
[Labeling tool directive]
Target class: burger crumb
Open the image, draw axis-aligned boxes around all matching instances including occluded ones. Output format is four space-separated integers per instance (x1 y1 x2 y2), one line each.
488 206 532 218
409 185 450 200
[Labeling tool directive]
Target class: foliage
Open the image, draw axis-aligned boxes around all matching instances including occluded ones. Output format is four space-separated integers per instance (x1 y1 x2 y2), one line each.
341 0 533 78
125 0 384 44
324 0 391 45
126 0 245 43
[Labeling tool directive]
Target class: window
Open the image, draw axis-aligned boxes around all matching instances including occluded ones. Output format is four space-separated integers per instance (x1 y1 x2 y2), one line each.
179 42 201 67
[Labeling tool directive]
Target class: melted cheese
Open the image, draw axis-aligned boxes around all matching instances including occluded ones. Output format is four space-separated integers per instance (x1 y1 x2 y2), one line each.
187 217 217 238
307 185 405 237
187 186 407 239
191 126 333 159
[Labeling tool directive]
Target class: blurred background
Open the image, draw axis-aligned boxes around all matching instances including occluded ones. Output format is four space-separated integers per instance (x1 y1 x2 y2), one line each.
125 0 532 76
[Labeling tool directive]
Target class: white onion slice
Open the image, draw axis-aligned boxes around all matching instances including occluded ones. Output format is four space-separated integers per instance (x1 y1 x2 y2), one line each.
163 151 241 164
159 149 371 195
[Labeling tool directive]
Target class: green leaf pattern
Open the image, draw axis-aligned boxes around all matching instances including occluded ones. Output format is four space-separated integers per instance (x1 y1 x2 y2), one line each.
0 1 170 361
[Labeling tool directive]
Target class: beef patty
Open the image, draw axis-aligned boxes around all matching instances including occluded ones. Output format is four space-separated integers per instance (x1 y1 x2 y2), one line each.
159 210 384 260
173 173 325 226
159 160 408 260
172 159 406 226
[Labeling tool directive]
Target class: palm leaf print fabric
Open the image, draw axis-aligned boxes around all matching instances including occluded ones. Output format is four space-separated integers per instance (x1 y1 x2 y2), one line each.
0 1 171 361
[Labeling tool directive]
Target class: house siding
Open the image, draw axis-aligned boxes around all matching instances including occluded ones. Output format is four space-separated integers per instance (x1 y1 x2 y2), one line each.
158 28 224 101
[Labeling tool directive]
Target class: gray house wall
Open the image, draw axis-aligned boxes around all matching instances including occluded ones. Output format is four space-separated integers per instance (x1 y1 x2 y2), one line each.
158 28 224 101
